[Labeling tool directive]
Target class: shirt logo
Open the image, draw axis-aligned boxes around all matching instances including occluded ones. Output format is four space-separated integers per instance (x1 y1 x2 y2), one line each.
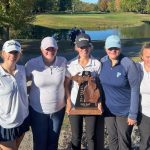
116 72 121 78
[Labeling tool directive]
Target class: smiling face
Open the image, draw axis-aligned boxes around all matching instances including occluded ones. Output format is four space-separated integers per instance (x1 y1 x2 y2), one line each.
2 50 21 65
106 47 121 60
76 46 91 58
41 47 57 62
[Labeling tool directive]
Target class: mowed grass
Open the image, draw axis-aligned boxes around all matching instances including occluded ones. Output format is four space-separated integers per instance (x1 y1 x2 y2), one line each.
33 12 150 30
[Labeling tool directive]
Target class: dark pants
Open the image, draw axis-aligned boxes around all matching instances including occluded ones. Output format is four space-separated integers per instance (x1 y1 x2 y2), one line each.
105 116 133 150
30 106 65 150
95 116 104 150
139 114 150 150
69 115 97 150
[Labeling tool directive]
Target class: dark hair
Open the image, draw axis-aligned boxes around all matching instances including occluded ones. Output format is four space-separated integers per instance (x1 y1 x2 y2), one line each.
139 43 150 60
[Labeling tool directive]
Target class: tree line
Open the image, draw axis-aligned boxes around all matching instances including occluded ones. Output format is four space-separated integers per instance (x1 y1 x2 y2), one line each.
33 0 97 13
98 0 150 13
0 0 97 40
32 0 150 14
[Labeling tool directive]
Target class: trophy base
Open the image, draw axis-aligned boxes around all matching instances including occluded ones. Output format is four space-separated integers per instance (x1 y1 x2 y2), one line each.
69 107 101 115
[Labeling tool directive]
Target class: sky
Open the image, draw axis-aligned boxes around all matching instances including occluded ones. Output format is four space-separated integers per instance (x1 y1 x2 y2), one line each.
81 0 98 4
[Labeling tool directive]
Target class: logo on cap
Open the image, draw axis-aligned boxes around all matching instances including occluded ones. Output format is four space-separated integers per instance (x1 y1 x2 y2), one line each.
78 37 89 42
7 42 20 48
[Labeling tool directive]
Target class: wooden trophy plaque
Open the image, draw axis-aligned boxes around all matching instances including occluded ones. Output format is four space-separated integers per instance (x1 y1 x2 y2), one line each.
69 71 101 115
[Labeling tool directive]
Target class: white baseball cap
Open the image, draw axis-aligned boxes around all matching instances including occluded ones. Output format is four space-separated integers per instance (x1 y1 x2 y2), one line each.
2 40 21 53
41 37 58 50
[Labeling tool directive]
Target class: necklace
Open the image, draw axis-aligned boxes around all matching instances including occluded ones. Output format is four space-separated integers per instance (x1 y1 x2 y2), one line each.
1 64 16 75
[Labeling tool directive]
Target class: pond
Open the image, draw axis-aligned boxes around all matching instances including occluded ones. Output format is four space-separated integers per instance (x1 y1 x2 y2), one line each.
87 23 150 40
1 23 150 41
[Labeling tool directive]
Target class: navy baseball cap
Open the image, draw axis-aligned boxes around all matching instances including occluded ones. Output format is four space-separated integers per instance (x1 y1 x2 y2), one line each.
75 33 91 48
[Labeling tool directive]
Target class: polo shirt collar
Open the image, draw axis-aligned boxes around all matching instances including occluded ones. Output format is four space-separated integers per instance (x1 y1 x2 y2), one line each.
72 55 95 67
108 54 124 66
0 65 6 77
0 65 19 77
141 61 147 73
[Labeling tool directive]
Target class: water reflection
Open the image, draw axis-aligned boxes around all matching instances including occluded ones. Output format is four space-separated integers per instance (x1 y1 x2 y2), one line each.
120 24 150 39
87 23 150 40
0 23 150 41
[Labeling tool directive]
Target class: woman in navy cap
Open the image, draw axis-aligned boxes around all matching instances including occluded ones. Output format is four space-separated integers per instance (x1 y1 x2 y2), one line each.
0 40 29 150
66 33 103 150
99 35 140 150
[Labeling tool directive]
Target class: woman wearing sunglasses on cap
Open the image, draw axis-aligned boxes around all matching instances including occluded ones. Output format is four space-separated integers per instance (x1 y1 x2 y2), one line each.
25 37 67 150
99 35 140 150
65 33 103 150
0 40 29 150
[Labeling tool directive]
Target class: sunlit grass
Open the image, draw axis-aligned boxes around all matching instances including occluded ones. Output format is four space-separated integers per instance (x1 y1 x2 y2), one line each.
132 57 141 62
33 12 150 29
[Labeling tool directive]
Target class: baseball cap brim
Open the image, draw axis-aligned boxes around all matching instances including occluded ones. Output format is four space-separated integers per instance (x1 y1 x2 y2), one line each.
76 41 91 48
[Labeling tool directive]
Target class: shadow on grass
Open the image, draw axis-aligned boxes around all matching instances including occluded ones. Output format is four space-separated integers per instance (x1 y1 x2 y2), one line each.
13 25 70 40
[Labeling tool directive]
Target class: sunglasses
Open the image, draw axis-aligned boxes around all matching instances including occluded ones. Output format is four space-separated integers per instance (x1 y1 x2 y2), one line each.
9 51 19 54
80 46 90 49
108 47 120 51
45 47 56 51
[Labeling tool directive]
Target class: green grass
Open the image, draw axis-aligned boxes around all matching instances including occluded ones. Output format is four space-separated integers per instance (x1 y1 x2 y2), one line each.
132 57 141 62
33 12 150 30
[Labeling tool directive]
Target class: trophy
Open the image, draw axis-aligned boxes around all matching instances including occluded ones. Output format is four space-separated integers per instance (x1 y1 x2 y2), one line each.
69 71 101 115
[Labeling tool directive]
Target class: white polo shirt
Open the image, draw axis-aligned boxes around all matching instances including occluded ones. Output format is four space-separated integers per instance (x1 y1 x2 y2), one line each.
66 56 101 105
0 65 29 128
140 62 150 117
25 56 67 114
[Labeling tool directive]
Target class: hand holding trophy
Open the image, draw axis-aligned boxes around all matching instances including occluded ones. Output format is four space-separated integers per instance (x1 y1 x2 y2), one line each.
69 71 102 115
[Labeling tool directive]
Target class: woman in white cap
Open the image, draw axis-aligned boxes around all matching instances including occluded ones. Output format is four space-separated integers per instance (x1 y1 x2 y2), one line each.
25 36 67 150
99 35 140 150
136 43 150 150
65 33 103 150
0 40 29 150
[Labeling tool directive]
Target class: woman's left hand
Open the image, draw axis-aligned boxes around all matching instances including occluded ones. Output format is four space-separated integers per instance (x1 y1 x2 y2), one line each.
127 118 137 126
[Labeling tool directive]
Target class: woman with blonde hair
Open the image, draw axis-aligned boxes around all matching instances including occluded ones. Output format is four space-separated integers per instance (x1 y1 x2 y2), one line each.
66 33 103 150
137 43 150 150
0 40 29 150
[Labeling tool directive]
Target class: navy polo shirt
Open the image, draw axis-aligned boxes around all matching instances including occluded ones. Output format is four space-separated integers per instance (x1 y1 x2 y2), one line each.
99 55 140 120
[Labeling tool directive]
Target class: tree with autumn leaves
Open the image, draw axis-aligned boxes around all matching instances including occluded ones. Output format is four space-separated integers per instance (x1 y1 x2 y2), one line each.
98 0 150 13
